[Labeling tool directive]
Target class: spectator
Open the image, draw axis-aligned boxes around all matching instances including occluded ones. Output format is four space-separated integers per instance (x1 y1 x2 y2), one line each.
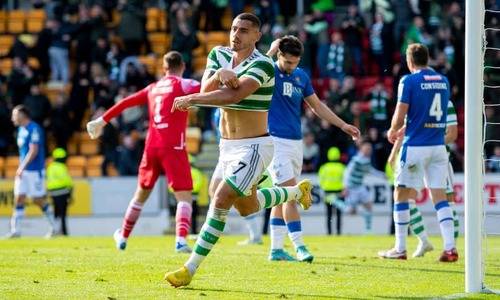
254 0 278 27
369 12 392 76
92 108 119 176
106 41 124 82
433 51 458 99
8 57 34 107
74 5 92 65
123 62 143 88
316 119 350 166
334 76 357 123
341 4 365 74
365 80 391 132
90 62 113 111
0 35 30 63
171 4 199 77
400 16 430 56
91 37 110 68
50 92 73 149
114 86 144 132
33 20 53 81
48 18 75 84
487 146 500 173
0 96 14 156
69 62 91 131
366 127 389 171
116 132 142 176
199 0 226 31
88 5 109 46
302 131 320 173
23 83 51 128
117 0 146 56
325 78 342 109
324 32 351 81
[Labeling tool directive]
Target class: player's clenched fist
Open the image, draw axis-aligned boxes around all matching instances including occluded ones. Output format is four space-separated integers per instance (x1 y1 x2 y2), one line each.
172 94 195 112
216 69 239 89
86 117 106 139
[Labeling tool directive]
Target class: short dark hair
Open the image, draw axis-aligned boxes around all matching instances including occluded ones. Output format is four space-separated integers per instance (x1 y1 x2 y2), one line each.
279 35 303 57
235 13 261 29
406 43 429 67
163 51 184 70
13 104 31 118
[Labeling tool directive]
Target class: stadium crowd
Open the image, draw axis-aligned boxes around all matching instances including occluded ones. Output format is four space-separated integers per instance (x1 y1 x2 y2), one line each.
0 0 499 175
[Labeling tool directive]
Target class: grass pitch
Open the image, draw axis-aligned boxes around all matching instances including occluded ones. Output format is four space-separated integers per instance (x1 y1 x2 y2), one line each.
0 235 499 299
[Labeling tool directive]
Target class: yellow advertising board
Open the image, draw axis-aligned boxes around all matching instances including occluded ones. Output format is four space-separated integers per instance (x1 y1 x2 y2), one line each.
0 180 92 216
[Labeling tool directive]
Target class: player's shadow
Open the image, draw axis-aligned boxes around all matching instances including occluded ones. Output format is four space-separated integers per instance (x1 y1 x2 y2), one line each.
312 261 500 278
183 287 372 299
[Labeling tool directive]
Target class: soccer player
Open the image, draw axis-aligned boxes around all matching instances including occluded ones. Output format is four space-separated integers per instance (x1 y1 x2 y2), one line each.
86 51 200 253
164 13 313 287
262 36 360 262
387 99 460 258
332 141 386 233
8 105 55 238
378 43 458 262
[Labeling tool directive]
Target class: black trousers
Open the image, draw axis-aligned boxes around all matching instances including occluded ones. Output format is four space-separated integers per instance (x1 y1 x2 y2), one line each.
52 193 70 235
325 192 343 235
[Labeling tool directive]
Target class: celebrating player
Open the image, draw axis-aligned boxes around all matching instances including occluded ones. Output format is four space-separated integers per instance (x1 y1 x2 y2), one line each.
86 51 200 253
378 43 458 262
164 13 313 287
8 105 55 238
259 36 360 262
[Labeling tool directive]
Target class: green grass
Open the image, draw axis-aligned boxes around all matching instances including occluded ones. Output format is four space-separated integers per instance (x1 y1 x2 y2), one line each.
0 235 499 299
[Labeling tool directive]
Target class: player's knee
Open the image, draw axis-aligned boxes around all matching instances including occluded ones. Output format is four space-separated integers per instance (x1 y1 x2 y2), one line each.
236 206 255 217
212 185 238 209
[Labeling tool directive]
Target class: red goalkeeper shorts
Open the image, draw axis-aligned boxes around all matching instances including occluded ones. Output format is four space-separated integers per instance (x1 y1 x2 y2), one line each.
138 147 192 191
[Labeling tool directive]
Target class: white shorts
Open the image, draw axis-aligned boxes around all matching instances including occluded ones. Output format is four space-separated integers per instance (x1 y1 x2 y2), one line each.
446 161 455 195
267 136 303 185
212 136 274 196
395 145 448 190
14 170 46 198
345 186 371 206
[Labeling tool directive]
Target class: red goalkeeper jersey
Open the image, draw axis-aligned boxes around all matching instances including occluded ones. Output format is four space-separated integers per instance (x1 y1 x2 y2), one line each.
102 75 200 149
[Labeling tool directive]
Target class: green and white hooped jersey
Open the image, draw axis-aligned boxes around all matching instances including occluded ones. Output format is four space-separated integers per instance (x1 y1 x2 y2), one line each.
446 100 457 127
206 46 275 111
446 100 457 153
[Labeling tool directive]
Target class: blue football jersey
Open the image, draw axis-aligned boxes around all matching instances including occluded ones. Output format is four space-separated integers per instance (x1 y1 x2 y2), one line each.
17 121 45 171
398 68 450 146
268 63 315 140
